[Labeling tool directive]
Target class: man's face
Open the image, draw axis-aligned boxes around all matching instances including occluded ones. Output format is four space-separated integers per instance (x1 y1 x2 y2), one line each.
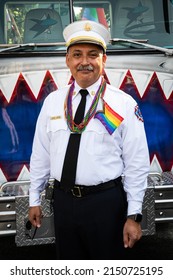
66 43 107 88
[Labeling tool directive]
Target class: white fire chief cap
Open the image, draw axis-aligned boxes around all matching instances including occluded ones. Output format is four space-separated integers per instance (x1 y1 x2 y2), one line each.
63 20 111 52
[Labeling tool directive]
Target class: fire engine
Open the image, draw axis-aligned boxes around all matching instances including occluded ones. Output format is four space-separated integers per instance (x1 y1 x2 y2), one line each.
0 0 173 246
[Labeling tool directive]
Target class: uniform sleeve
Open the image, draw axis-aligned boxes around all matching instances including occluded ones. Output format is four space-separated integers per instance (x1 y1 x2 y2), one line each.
29 98 51 206
121 98 150 215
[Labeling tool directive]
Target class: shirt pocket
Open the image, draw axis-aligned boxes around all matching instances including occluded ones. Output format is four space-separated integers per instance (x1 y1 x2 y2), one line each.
47 118 68 154
84 120 117 156
46 117 67 133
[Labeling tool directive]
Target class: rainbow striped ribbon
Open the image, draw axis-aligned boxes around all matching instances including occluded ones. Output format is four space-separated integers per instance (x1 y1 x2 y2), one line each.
94 102 124 135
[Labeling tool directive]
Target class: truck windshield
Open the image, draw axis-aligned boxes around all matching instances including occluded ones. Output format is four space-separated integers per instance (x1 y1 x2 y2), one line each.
1 0 173 50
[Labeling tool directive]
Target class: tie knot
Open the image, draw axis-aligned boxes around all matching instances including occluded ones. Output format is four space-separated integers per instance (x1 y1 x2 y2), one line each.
79 89 89 98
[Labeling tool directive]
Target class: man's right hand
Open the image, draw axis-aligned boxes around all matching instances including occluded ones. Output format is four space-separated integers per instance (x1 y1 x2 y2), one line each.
29 206 42 228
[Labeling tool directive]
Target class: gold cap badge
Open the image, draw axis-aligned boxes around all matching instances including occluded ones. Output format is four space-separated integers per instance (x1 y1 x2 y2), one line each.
84 23 92 31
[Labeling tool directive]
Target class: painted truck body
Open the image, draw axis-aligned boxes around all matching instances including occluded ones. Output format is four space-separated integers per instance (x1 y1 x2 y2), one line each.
0 0 173 245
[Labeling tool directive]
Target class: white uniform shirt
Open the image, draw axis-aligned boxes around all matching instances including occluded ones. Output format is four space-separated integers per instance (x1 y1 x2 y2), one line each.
29 77 150 215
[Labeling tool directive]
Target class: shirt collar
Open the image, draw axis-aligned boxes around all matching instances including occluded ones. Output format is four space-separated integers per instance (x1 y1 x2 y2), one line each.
73 76 102 99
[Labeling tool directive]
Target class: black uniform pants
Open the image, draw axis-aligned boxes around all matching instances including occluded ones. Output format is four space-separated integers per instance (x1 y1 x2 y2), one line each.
53 183 127 260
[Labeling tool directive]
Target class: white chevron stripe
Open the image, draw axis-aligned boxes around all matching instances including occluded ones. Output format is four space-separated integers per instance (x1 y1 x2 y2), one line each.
1 70 173 104
157 72 173 99
17 165 30 181
105 68 128 88
50 69 71 88
150 155 163 173
130 70 154 97
0 169 7 186
22 71 46 99
0 73 19 102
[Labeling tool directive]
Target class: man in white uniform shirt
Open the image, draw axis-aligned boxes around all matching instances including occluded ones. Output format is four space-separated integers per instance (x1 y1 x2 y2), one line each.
29 20 150 259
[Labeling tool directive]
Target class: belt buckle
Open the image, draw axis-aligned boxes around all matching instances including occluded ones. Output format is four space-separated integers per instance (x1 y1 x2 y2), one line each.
71 186 82 197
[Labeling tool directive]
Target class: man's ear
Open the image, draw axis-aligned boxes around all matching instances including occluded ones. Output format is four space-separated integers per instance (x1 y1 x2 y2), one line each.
103 54 107 66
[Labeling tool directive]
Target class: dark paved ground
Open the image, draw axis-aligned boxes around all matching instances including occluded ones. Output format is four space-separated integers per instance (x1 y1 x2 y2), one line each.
0 223 173 260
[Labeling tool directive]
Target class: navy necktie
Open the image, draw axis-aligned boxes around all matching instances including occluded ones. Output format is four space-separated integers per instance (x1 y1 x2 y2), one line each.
60 89 88 191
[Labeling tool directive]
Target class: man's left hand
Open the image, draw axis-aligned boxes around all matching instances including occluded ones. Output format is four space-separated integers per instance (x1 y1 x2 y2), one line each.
123 218 142 248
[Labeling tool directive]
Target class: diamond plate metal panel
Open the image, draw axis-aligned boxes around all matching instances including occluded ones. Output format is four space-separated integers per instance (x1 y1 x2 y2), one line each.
15 194 55 247
162 172 173 185
142 187 156 235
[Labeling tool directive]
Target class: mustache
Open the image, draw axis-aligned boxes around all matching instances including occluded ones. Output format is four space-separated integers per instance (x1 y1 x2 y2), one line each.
77 65 94 71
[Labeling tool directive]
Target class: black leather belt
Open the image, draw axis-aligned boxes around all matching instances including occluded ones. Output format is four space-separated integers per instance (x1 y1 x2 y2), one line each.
54 177 122 198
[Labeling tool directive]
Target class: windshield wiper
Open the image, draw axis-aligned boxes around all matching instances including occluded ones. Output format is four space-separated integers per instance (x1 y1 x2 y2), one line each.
0 42 66 53
111 38 173 56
